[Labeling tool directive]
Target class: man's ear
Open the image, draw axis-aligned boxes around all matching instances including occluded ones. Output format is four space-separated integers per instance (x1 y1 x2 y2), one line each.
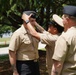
66 16 70 21
65 17 70 24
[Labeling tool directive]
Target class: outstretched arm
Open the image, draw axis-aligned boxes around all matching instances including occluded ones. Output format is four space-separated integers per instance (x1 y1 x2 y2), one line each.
22 13 41 40
22 13 58 45
27 22 41 40
35 22 45 33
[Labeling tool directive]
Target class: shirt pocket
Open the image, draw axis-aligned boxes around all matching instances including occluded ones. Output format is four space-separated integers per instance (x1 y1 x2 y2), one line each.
22 34 32 44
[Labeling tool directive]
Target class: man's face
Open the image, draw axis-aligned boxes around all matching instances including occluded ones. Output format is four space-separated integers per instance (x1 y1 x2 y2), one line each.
48 25 57 34
29 18 36 26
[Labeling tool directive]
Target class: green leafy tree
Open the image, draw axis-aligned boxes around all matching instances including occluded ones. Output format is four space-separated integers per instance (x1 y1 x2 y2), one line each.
0 0 76 33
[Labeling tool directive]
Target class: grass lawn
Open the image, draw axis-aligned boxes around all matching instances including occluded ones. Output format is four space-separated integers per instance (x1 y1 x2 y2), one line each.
0 37 10 48
0 37 10 42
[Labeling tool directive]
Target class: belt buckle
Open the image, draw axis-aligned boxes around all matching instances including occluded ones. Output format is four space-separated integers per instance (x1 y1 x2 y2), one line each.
34 59 37 62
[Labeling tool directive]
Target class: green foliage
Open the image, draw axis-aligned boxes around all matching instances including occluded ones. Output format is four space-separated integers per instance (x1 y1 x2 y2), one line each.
0 25 12 35
0 37 10 47
0 44 9 48
0 0 76 33
0 54 9 61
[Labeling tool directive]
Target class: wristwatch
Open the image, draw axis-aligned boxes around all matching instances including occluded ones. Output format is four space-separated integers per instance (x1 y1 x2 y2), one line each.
25 20 30 24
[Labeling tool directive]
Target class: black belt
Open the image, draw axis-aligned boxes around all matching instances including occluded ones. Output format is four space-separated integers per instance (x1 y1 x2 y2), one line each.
17 59 38 62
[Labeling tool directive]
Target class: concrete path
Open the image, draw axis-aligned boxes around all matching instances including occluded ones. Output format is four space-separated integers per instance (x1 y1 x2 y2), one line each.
0 42 46 55
0 47 8 55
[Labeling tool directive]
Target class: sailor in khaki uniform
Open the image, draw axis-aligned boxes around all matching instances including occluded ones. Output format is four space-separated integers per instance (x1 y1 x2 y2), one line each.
9 11 40 75
51 5 76 75
22 13 64 75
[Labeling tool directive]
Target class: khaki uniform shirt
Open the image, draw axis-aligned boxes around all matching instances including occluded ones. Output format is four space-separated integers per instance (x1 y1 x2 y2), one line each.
40 31 59 69
9 25 39 61
52 26 76 75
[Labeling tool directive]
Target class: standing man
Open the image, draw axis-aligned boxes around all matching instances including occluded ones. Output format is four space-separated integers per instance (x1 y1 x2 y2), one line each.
22 13 64 75
51 5 76 75
9 11 40 75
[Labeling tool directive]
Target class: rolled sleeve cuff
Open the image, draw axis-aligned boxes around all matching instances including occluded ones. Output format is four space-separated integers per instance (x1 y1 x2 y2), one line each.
52 55 62 61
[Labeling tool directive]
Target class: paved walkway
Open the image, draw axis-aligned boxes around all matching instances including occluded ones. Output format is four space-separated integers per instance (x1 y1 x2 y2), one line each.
0 42 46 55
0 47 8 55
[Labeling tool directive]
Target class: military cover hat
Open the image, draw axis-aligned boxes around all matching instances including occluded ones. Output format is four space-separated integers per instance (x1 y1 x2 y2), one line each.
63 5 76 17
53 14 64 27
23 11 36 18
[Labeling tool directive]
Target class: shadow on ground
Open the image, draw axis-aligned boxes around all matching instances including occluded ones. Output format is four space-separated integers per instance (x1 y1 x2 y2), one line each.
0 50 48 75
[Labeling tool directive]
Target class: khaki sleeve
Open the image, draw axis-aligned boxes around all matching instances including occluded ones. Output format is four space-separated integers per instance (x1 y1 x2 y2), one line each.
52 35 68 62
9 32 21 51
40 32 58 45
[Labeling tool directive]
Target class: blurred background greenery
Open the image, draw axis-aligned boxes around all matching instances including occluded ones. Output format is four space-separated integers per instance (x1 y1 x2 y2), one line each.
0 37 10 47
0 0 76 37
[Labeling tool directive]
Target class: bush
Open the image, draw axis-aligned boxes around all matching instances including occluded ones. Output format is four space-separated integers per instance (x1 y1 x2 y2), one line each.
0 44 9 48
0 54 9 61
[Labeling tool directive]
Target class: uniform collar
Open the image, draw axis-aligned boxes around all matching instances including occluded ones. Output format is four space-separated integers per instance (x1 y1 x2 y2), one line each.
21 25 28 34
68 26 76 31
